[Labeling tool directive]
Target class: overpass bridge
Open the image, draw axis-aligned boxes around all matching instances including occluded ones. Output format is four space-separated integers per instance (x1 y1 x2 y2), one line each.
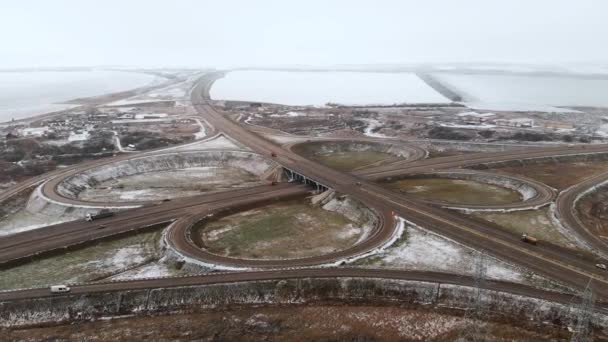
284 167 330 193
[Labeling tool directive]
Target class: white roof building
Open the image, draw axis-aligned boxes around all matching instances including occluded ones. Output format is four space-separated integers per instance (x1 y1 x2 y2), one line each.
134 113 168 119
495 118 534 128
68 130 90 142
20 127 49 137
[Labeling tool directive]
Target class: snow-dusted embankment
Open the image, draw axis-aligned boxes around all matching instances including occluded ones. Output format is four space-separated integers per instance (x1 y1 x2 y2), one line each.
57 151 275 200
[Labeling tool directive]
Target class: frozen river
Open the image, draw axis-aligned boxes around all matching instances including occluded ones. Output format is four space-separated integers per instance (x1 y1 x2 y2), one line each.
0 70 158 122
211 71 449 106
432 73 608 112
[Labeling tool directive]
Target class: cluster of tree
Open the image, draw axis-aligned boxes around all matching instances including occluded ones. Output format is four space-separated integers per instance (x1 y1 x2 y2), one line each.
427 126 472 141
342 119 368 133
499 132 590 143
120 131 192 150
0 160 57 182
0 131 116 164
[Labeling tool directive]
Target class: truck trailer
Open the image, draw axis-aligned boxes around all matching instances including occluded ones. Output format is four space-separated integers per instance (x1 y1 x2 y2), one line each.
86 210 114 222
521 233 538 245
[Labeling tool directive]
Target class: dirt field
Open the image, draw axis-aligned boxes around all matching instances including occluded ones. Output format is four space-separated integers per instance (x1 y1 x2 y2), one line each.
471 209 578 250
312 151 396 171
194 200 364 259
575 185 608 241
386 178 521 205
493 161 608 190
2 305 579 341
79 167 261 202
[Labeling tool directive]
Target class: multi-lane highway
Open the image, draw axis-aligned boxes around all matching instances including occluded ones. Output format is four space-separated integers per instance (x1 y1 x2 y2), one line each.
0 184 310 268
3 268 606 315
556 169 608 256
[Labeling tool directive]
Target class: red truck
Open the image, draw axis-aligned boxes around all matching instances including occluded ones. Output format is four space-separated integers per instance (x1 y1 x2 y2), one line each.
521 233 538 245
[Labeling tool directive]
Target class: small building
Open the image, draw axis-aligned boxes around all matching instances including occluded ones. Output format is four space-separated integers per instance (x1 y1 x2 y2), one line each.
68 130 90 142
117 113 135 120
134 113 168 120
19 127 50 137
543 121 574 130
495 118 534 128
456 111 495 124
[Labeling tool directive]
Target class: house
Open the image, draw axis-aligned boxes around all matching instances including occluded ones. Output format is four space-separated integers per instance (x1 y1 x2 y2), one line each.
543 121 574 130
495 118 534 128
456 111 495 124
134 113 168 119
19 127 50 137
68 130 90 142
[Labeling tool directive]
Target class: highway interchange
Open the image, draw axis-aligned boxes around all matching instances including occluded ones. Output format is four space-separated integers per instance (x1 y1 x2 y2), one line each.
1 71 608 312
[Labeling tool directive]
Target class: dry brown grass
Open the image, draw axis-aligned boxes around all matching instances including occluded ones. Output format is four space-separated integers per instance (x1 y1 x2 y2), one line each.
3 305 581 341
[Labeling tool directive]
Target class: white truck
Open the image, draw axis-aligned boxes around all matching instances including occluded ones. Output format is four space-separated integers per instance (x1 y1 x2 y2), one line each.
85 210 114 222
50 285 71 293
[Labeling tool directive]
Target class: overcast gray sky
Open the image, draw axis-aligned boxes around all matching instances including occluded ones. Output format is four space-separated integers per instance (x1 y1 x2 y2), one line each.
1 0 607 68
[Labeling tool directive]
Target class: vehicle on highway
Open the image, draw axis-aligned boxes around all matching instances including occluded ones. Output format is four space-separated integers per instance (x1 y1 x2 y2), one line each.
597 263 607 270
162 198 171 202
85 210 114 222
269 181 278 186
50 285 70 293
521 233 538 245
97 224 107 229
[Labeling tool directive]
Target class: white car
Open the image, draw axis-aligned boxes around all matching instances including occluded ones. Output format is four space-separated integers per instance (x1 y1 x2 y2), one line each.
596 263 607 271
50 285 71 293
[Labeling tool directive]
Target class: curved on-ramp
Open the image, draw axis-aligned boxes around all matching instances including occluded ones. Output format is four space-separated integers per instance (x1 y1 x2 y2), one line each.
164 197 394 269
555 170 608 258
377 169 556 211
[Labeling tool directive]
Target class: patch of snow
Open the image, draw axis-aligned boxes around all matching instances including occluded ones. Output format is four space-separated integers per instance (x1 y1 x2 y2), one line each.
362 118 387 138
192 118 207 139
269 111 305 118
204 225 235 242
456 111 495 118
111 118 173 124
439 123 496 129
170 134 243 151
262 134 305 144
335 225 361 240
110 262 173 280
322 216 406 267
0 219 68 237
67 130 90 142
373 219 524 282
117 189 156 201
85 245 147 271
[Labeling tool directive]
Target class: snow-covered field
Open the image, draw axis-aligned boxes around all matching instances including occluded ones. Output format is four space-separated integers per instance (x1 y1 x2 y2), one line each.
364 219 524 282
211 71 449 106
0 70 158 122
432 73 608 111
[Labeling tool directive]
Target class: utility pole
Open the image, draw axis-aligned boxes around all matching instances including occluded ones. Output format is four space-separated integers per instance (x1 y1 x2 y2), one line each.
461 250 487 341
570 279 595 342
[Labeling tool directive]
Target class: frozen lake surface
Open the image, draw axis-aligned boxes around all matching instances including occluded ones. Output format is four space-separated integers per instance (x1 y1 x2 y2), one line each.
211 71 449 106
0 70 158 122
432 73 608 112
